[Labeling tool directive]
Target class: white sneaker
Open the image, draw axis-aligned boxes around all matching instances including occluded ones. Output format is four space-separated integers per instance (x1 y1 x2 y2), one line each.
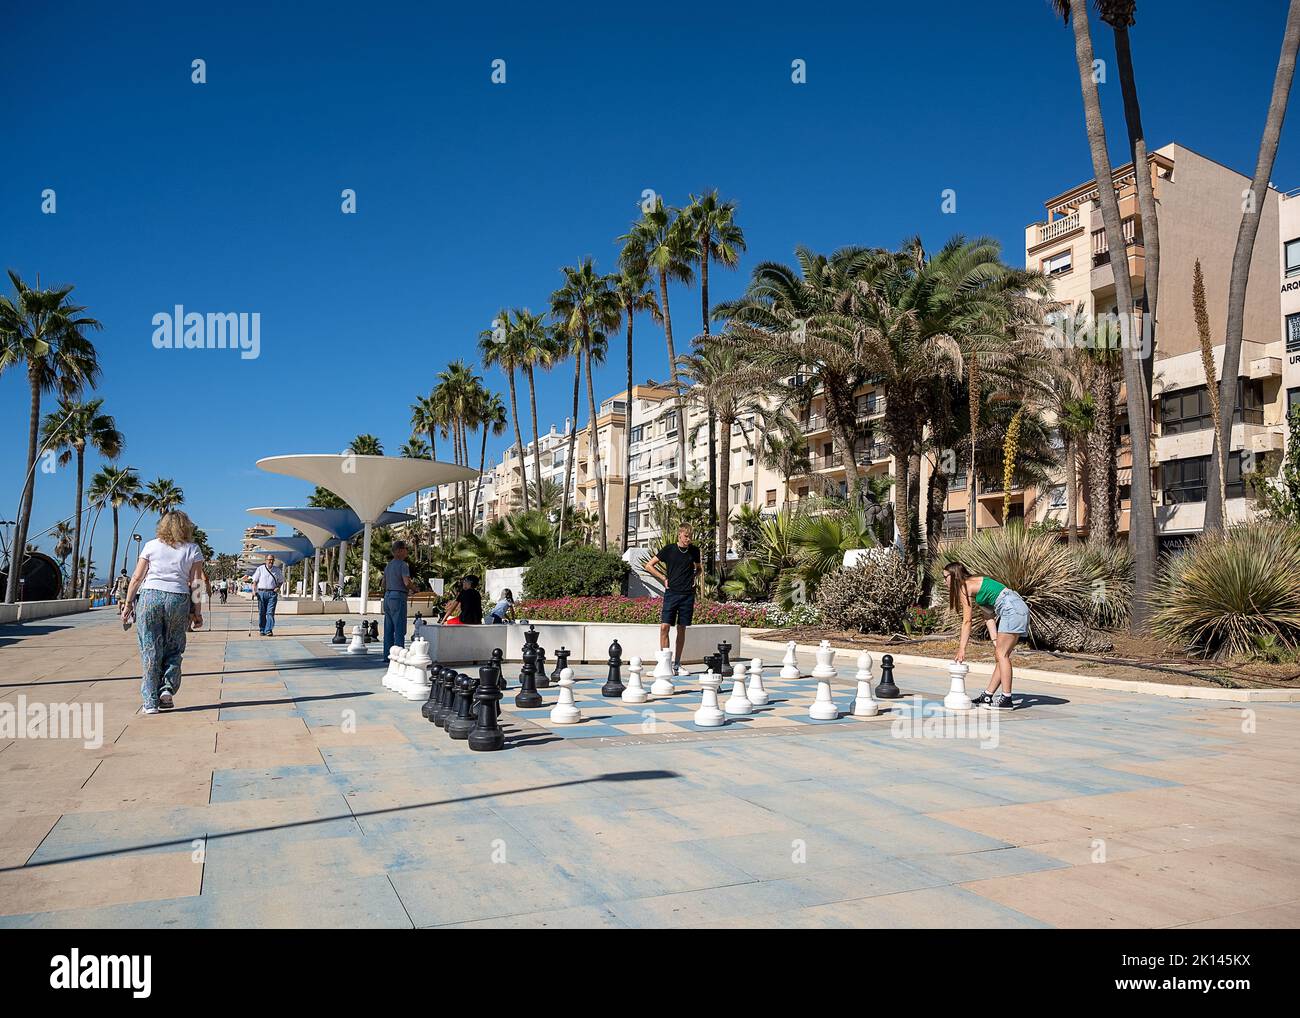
159 692 174 709
141 705 160 715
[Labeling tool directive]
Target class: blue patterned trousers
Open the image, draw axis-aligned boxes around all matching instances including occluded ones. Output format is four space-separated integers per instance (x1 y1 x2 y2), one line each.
137 588 191 709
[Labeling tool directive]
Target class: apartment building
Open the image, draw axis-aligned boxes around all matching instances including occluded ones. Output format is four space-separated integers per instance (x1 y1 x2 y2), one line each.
940 142 1285 546
1279 189 1300 454
786 380 893 508
573 392 629 548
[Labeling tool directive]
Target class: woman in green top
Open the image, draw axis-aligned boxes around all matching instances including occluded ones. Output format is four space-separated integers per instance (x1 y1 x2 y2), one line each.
942 561 1029 710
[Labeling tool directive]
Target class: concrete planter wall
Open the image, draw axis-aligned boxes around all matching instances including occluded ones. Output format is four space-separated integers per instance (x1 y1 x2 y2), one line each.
412 620 741 665
3 599 92 624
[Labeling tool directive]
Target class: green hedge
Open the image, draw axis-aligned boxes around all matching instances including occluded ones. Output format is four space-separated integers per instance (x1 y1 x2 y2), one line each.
522 545 629 600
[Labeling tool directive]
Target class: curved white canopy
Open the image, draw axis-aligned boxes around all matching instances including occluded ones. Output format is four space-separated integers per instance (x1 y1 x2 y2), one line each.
246 508 340 550
255 535 317 557
253 547 308 567
245 506 412 544
256 454 475 523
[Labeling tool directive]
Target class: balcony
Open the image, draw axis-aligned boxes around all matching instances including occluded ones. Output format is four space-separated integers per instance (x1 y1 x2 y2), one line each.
1091 216 1141 265
1034 210 1081 247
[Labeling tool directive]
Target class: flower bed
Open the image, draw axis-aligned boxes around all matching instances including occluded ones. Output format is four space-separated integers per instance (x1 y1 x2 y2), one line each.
519 596 772 627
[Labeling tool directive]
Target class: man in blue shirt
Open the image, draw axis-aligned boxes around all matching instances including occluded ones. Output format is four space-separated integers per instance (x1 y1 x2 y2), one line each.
245 554 283 637
382 540 417 660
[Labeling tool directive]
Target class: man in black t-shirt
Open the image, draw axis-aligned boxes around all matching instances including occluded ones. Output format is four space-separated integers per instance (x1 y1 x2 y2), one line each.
446 575 484 625
646 524 702 671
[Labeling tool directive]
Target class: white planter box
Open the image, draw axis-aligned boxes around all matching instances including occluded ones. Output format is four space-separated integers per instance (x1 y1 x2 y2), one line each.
412 620 741 665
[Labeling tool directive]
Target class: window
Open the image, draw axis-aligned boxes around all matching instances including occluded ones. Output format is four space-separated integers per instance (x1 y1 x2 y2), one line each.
1162 456 1209 504
630 425 643 444
1161 380 1265 434
949 471 967 491
1043 249 1072 276
1289 387 1300 418
942 510 966 536
1049 485 1067 509
743 482 753 503
765 489 777 507
1286 238 1300 277
1287 313 1300 354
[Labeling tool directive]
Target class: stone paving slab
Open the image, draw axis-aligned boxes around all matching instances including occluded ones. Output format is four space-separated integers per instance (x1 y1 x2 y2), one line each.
0 606 1297 928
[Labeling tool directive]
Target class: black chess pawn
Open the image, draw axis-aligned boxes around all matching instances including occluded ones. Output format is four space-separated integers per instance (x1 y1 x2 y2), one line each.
413 611 423 625
554 647 571 678
434 666 459 726
536 647 551 688
718 641 733 673
602 639 625 698
468 664 505 752
448 673 480 740
874 653 901 699
331 619 347 644
491 648 506 689
515 638 543 708
421 666 445 721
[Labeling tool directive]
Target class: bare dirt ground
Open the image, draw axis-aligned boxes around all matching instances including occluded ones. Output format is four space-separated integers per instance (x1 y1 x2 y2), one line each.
755 626 1300 690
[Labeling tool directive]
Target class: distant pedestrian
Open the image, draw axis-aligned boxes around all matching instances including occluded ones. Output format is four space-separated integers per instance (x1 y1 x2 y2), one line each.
486 588 516 624
646 524 702 671
443 574 483 625
119 511 206 714
944 561 1028 711
245 554 284 636
382 540 417 659
113 569 129 604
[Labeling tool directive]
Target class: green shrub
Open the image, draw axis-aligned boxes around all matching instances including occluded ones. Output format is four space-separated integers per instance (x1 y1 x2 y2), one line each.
522 545 629 600
814 551 919 634
1071 541 1134 630
1151 524 1300 660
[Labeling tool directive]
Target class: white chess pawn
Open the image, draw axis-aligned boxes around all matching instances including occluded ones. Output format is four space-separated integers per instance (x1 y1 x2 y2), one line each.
944 660 973 711
725 663 753 715
651 648 676 697
780 640 800 679
809 642 840 720
550 667 583 724
746 658 769 706
694 663 725 728
347 623 367 654
852 651 879 717
403 639 433 700
622 656 648 704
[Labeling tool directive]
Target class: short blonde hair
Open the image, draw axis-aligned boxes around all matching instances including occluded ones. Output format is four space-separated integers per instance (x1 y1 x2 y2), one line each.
157 510 196 547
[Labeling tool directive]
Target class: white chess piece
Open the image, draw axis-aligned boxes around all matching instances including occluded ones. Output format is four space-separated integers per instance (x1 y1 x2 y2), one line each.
725 663 753 715
809 641 840 720
550 667 583 724
651 648 676 697
693 662 725 728
383 646 404 689
347 623 367 654
622 656 648 704
944 660 973 711
780 640 800 679
403 639 433 700
852 651 879 717
746 658 769 706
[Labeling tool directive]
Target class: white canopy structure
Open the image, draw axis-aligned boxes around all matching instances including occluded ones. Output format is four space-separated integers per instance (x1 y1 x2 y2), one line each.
255 454 476 650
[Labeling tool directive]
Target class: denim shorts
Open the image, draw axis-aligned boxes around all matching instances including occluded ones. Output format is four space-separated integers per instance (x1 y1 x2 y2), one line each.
994 589 1029 635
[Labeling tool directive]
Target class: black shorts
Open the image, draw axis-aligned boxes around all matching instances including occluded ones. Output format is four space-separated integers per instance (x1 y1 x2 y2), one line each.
661 591 696 626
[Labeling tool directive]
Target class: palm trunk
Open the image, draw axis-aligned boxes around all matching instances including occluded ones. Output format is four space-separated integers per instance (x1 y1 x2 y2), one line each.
472 423 489 533
659 270 687 484
584 339 608 550
622 305 635 553
7 369 42 603
506 372 529 515
427 427 442 547
1065 434 1079 544
1071 0 1156 627
1207 0 1300 532
717 413 732 573
71 446 86 596
108 503 120 594
967 361 979 540
1087 365 1117 544
558 356 582 546
526 364 543 506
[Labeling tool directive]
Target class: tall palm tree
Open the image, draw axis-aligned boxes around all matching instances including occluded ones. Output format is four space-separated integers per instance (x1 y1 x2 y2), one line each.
472 391 508 530
612 267 660 552
0 271 103 602
551 320 584 545
478 313 531 513
1206 0 1300 532
621 198 696 483
53 520 73 590
400 436 431 551
348 434 383 456
89 465 140 595
40 397 123 596
758 419 813 510
143 478 184 528
551 259 621 550
1062 0 1158 625
511 308 559 505
410 392 445 546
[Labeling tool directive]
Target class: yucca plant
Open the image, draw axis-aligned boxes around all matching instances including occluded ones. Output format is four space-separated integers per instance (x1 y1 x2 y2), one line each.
1071 541 1134 630
1151 525 1300 660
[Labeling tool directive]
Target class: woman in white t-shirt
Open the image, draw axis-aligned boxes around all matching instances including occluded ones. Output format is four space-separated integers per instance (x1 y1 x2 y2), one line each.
120 511 207 714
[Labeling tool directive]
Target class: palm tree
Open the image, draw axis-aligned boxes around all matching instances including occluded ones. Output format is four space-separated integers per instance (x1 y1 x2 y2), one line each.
0 271 103 602
758 419 812 509
1062 0 1158 625
478 312 531 513
40 397 123 595
1205 0 1300 532
400 436 431 552
612 267 660 552
511 308 559 505
621 198 696 483
410 392 444 545
144 478 184 516
472 391 508 530
551 259 621 550
551 320 584 545
52 521 73 592
89 465 140 594
348 434 383 456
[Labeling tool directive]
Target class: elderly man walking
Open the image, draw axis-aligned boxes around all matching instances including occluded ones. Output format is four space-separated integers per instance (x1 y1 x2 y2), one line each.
382 540 417 660
246 554 284 637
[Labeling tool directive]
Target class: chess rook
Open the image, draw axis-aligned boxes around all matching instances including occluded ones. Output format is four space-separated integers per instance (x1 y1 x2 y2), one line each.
809 642 840 720
944 660 973 711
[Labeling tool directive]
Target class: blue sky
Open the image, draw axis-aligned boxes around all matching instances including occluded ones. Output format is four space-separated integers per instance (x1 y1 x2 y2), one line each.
3 0 1295 563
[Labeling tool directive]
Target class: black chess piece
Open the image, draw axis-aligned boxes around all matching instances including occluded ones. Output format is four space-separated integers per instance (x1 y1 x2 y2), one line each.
602 639 625 698
874 653 901 699
468 664 505 752
554 647 571 678
536 647 551 688
421 666 446 722
414 612 423 625
491 648 506 689
447 673 480 740
515 637 543 708
718 641 733 673
704 653 722 678
434 666 458 726
331 619 347 644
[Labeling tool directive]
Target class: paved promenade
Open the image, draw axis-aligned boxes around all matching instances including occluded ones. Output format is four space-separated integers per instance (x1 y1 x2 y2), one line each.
1 606 1296 928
